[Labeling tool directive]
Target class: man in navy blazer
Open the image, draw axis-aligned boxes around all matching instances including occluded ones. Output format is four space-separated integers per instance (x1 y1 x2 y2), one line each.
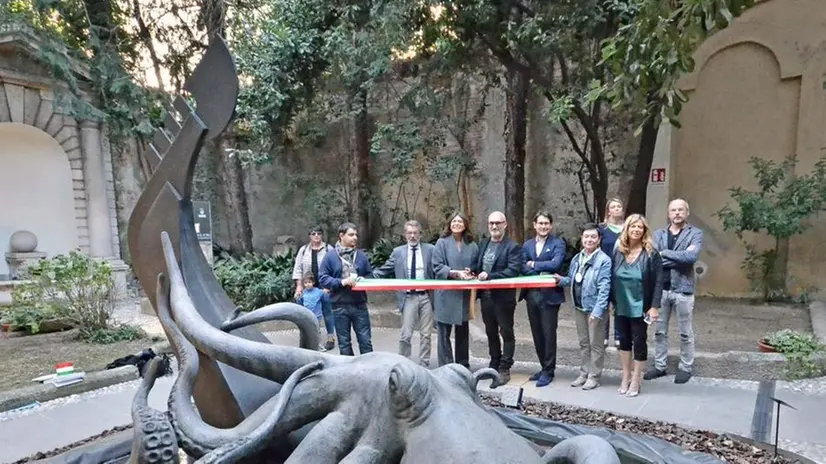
519 211 566 386
319 222 374 356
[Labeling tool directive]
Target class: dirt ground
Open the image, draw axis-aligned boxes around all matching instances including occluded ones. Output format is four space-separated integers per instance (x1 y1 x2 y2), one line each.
0 329 156 391
474 296 813 354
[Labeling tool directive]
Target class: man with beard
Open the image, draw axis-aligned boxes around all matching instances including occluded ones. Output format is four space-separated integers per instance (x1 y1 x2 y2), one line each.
473 211 522 386
319 222 374 356
646 199 704 384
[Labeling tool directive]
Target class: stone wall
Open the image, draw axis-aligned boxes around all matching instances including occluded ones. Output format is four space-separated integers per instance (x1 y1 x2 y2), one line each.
652 0 826 298
112 79 638 257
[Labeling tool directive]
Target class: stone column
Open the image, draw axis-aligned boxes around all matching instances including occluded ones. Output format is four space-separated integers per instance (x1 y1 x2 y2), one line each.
80 120 114 258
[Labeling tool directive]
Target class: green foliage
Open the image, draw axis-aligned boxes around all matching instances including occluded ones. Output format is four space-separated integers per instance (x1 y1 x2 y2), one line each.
600 0 756 132
10 251 121 331
716 156 826 300
214 250 297 311
78 324 146 344
765 329 826 380
2 250 143 343
0 0 164 145
366 238 398 268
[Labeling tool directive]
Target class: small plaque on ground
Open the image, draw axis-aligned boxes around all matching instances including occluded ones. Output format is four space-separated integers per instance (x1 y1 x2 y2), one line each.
499 385 523 408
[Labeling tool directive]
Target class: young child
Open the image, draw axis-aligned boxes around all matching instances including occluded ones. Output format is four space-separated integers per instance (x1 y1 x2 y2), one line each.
297 273 327 351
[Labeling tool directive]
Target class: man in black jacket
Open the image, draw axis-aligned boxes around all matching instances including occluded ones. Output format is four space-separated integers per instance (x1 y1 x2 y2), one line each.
474 210 523 386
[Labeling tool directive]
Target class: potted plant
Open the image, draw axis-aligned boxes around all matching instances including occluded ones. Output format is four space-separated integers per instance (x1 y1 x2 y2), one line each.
761 329 826 379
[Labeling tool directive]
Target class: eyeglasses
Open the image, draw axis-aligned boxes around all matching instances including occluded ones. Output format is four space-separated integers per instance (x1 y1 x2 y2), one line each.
488 221 505 226
309 232 322 236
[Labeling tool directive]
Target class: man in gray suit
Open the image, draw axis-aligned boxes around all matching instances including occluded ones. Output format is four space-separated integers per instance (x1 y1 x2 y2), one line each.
373 220 436 366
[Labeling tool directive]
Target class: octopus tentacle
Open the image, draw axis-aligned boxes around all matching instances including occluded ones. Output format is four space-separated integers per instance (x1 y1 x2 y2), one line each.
221 303 320 350
338 445 387 464
283 412 357 464
130 357 179 464
156 273 331 457
472 368 500 390
160 231 344 384
541 435 621 464
194 361 324 464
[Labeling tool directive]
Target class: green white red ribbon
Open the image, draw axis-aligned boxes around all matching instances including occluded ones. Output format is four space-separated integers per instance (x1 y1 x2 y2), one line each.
352 275 557 291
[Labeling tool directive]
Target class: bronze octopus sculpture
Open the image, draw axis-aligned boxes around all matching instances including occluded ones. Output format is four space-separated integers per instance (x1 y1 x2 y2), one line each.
128 232 620 464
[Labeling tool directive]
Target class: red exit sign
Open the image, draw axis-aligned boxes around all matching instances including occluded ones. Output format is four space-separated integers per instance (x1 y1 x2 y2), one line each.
651 168 666 184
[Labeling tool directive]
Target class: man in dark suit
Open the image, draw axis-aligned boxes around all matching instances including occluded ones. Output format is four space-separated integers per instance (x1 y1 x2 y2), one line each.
372 220 436 366
474 210 523 386
520 211 566 386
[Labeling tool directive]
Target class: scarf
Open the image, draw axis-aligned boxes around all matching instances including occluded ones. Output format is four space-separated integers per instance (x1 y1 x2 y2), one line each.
335 241 357 278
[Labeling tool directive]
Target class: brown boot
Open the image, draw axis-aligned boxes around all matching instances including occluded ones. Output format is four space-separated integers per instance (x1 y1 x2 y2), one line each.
627 360 645 398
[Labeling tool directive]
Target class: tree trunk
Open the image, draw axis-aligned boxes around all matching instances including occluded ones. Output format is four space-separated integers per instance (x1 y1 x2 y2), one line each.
504 68 530 242
352 87 374 246
627 113 660 216
216 132 253 254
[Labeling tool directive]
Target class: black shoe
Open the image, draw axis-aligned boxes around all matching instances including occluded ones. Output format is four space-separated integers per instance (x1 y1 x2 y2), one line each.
529 371 542 381
643 368 667 380
674 369 692 384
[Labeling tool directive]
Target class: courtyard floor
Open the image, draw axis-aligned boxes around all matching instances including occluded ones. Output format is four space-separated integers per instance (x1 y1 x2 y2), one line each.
0 327 824 463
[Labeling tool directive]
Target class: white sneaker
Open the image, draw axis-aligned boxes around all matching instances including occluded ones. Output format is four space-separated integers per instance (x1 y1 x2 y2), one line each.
570 374 587 387
582 378 600 390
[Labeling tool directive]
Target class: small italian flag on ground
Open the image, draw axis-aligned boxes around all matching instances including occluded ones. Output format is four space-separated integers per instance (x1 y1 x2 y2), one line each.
55 362 74 376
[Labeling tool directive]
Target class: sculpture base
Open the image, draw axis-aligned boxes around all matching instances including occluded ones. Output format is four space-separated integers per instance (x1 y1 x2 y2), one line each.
4 251 47 280
22 406 816 464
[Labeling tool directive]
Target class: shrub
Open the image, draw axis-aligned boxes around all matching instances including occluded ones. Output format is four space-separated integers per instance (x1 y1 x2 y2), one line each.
5 251 142 343
765 329 826 380
214 249 296 310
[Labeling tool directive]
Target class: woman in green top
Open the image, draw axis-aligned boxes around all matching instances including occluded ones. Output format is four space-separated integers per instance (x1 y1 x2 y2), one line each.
611 214 663 398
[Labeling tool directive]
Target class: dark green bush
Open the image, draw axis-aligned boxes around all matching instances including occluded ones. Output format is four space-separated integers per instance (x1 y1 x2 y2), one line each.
214 249 297 310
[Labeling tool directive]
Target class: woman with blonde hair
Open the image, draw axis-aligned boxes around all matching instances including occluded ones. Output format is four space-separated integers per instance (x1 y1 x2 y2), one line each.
600 198 625 347
611 214 663 398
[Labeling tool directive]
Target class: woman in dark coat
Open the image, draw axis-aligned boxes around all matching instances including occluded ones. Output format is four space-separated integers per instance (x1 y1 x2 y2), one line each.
432 212 478 368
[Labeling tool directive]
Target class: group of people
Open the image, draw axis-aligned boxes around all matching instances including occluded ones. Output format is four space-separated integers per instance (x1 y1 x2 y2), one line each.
291 198 704 399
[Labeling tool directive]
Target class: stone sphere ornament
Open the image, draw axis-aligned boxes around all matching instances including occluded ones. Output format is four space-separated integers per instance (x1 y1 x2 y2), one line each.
9 230 38 253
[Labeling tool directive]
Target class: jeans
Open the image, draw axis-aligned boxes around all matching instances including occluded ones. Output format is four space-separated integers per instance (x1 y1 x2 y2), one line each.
480 293 516 371
332 303 373 356
320 292 335 335
655 291 695 372
525 294 560 375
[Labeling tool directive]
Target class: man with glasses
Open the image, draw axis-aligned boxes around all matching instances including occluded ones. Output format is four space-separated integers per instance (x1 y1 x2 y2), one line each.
473 211 522 386
291 225 336 351
372 220 436 366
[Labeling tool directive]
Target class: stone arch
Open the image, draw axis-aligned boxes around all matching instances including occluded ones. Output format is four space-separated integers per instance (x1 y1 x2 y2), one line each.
0 123 79 275
0 81 114 258
678 22 803 91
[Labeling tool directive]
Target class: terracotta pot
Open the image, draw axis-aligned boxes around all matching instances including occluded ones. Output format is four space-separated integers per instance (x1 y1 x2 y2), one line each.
757 338 777 353
1 322 10 332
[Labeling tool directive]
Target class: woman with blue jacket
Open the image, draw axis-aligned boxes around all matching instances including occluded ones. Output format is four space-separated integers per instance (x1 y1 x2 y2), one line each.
554 223 612 390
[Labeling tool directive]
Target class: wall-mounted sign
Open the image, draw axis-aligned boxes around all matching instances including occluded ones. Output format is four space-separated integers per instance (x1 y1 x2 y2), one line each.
193 201 212 241
650 168 666 184
192 201 213 266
